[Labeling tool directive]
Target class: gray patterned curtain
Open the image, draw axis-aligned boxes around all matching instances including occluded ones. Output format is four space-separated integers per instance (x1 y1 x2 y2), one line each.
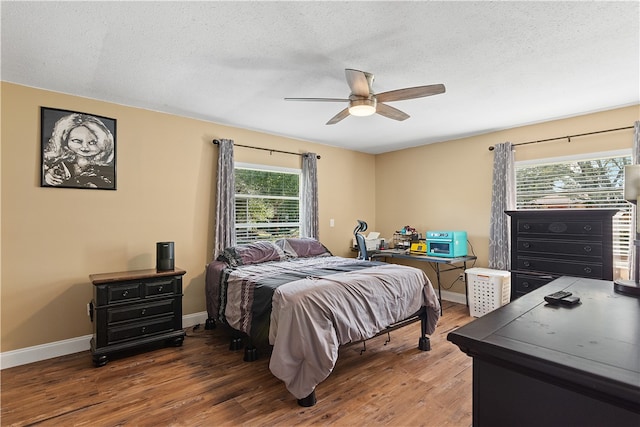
301 153 319 239
214 139 236 258
488 142 515 270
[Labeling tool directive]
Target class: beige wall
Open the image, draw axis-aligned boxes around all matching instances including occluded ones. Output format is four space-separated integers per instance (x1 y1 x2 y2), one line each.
1 81 638 353
0 82 376 352
376 105 639 294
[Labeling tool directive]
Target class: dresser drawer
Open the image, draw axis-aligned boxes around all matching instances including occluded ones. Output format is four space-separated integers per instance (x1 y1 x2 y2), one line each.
516 256 602 278
516 238 603 258
512 273 555 298
107 316 176 344
107 299 176 324
516 219 603 237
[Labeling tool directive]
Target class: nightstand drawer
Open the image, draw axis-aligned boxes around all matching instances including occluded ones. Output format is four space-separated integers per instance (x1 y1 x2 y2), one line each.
144 278 176 298
107 299 176 324
107 316 175 344
108 283 141 303
516 238 603 258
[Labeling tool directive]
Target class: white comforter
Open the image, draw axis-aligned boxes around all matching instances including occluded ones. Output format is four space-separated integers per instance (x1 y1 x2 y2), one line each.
268 262 440 399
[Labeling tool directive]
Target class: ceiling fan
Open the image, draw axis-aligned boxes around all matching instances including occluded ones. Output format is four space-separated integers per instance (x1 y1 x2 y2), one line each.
285 69 445 125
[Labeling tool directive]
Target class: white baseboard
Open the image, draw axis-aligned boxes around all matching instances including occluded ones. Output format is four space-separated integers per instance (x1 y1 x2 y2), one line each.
0 311 209 370
440 290 468 305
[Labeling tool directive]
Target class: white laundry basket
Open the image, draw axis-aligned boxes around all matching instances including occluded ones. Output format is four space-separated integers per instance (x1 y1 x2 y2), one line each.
466 268 511 317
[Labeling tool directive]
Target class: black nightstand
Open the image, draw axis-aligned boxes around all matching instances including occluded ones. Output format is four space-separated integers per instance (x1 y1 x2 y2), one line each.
89 268 186 366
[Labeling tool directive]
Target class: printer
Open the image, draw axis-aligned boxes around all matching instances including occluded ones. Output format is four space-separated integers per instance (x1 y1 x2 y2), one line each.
352 231 384 251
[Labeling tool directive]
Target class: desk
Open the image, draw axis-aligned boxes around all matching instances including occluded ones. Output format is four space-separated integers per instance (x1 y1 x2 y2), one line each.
371 249 477 313
447 276 640 426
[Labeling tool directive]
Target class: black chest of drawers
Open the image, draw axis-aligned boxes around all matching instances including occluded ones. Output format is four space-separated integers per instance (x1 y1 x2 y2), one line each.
506 209 617 299
89 268 186 366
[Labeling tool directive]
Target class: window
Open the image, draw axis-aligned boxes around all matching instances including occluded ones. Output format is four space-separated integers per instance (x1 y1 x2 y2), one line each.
234 162 301 244
515 149 632 278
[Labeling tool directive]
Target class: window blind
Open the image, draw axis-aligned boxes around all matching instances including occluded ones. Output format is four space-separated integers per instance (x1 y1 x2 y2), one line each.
234 165 301 244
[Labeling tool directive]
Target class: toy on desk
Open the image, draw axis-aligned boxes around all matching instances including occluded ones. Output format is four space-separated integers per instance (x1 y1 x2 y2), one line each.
426 231 468 257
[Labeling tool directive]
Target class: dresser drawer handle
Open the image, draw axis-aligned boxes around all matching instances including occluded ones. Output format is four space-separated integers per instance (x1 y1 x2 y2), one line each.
523 261 531 267
522 281 530 289
523 224 531 230
141 308 146 315
584 246 592 253
158 286 163 292
122 290 129 297
584 225 592 232
522 242 531 249
584 267 592 274
141 326 147 333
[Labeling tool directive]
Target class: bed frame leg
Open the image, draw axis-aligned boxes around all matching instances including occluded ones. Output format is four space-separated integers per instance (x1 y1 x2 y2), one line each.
297 390 317 407
205 318 216 330
418 310 431 351
244 345 258 362
418 336 431 351
229 337 243 351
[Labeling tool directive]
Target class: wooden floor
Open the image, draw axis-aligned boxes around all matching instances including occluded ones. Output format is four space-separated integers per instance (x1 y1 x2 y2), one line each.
1 301 474 426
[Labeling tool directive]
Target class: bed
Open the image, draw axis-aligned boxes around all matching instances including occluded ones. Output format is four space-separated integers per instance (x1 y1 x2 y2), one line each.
205 238 441 406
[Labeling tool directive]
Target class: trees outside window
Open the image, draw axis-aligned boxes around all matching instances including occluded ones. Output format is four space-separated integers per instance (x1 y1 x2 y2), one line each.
234 164 301 244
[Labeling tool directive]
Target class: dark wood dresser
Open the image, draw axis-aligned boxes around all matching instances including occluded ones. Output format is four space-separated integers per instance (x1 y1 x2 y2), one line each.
448 276 640 427
506 209 617 299
89 268 186 366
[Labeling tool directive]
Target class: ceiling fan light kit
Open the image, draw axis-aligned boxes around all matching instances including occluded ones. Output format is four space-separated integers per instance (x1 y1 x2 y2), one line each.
348 98 377 116
285 68 445 125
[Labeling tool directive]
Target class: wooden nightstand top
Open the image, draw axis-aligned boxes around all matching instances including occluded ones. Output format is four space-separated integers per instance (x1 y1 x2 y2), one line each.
90 268 186 285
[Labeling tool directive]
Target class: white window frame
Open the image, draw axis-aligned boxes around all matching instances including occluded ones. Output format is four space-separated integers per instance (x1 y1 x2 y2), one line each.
515 148 632 277
234 162 302 244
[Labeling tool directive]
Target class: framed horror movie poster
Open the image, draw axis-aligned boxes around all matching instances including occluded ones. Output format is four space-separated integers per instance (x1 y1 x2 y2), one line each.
40 107 117 190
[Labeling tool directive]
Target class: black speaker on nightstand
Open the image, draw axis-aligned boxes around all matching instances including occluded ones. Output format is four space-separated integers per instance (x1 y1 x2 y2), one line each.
156 241 175 271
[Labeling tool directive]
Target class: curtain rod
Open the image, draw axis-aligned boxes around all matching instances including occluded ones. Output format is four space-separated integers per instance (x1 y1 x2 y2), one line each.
212 139 321 159
488 125 634 151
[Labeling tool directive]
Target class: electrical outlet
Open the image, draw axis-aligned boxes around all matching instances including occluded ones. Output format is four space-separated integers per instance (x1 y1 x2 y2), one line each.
459 273 465 282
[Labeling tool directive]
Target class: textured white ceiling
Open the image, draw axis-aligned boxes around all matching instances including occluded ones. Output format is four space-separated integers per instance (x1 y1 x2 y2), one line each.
2 1 639 154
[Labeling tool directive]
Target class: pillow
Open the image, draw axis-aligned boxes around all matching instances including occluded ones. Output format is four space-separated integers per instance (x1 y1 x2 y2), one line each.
276 238 332 258
217 241 285 267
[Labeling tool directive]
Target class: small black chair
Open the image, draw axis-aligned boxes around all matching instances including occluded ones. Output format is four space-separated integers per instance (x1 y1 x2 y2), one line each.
353 220 370 260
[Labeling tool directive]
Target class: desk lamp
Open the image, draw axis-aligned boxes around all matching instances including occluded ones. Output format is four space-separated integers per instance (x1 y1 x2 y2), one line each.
614 165 640 297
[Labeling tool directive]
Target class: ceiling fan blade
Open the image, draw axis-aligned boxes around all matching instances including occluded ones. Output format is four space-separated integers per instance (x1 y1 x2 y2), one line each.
376 103 410 121
345 69 372 97
376 84 445 103
284 97 349 102
326 108 350 125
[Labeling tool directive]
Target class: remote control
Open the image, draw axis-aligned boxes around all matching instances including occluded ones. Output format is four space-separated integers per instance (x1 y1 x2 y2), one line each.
559 295 581 306
544 290 572 305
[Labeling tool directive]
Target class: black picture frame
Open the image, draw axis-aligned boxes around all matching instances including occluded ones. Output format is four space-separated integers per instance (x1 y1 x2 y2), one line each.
40 107 117 190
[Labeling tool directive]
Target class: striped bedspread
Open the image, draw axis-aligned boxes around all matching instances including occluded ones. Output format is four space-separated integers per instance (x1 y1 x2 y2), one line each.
206 255 440 399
